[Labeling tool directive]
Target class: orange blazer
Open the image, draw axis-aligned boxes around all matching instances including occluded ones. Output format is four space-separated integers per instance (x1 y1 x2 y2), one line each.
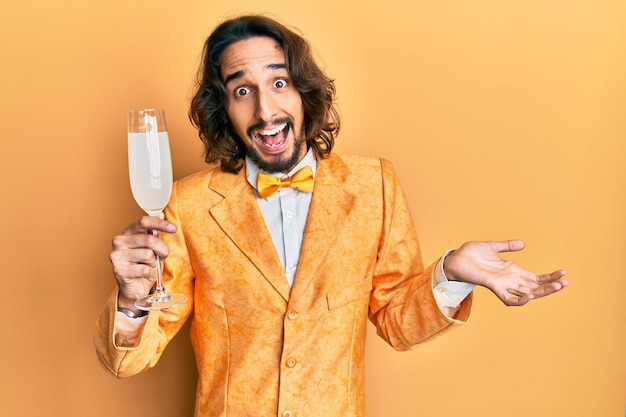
95 153 472 417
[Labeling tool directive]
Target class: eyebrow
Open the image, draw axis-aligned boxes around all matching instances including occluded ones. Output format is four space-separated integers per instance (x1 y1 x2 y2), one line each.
223 63 288 86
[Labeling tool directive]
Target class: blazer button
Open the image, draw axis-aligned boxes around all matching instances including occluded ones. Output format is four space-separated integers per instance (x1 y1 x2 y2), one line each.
287 310 298 320
286 357 297 368
282 411 294 417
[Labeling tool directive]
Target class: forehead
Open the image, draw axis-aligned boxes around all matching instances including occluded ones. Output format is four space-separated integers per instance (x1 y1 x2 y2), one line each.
219 36 287 83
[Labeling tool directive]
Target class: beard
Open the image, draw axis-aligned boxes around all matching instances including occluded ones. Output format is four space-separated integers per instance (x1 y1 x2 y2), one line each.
245 122 306 173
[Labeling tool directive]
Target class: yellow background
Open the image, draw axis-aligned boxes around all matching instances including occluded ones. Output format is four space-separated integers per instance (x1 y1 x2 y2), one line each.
1 0 624 416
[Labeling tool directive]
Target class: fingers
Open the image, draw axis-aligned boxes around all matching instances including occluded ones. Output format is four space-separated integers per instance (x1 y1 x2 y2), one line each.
508 283 538 298
108 216 176 304
112 233 170 259
493 268 568 306
113 262 157 284
491 285 534 306
110 246 159 270
537 269 568 284
113 216 175 257
503 293 534 307
499 275 568 306
109 245 158 301
110 216 174 285
122 215 177 236
527 270 568 299
531 279 568 298
491 239 526 254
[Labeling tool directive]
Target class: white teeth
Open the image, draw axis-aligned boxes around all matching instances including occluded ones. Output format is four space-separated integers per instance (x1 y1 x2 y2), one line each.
258 123 287 136
254 134 286 147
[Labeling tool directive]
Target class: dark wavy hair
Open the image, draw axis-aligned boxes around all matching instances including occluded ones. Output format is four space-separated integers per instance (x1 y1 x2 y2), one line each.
189 15 340 174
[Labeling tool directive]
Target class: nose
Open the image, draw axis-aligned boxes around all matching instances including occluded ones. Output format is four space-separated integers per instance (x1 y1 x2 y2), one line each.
254 89 277 122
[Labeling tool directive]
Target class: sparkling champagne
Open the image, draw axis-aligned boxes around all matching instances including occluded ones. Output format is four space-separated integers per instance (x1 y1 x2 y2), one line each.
128 131 172 216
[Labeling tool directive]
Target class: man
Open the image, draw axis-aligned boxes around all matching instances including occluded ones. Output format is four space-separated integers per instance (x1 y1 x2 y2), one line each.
95 15 568 417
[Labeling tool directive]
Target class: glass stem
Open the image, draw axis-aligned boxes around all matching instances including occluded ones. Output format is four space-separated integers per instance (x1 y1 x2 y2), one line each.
152 229 166 294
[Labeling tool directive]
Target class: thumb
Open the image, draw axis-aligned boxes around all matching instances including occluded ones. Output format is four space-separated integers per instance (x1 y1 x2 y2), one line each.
492 239 526 254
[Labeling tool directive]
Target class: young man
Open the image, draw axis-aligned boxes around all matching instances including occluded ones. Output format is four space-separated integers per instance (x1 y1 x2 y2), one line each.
95 15 567 417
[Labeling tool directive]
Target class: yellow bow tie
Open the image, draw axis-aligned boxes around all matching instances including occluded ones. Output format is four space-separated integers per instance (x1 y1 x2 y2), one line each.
256 166 315 198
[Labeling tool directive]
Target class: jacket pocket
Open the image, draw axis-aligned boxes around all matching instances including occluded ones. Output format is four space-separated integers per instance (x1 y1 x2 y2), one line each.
326 278 372 310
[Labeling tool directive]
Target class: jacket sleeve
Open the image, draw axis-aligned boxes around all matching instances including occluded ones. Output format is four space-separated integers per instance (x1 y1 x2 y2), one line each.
367 158 472 351
93 182 195 378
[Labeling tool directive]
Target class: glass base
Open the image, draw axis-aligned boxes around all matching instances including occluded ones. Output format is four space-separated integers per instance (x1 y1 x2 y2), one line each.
135 291 187 311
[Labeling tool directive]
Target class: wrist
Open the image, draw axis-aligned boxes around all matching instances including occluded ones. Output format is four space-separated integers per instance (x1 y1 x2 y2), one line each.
117 306 148 318
117 294 146 316
442 249 459 281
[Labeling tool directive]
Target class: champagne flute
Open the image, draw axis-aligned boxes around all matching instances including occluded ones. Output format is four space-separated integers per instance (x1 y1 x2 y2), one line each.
128 108 187 310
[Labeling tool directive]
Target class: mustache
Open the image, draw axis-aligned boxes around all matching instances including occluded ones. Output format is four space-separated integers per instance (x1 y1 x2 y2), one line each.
246 117 293 137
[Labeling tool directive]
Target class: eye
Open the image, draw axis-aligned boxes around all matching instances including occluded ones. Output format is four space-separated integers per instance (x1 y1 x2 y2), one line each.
234 86 251 98
273 78 288 89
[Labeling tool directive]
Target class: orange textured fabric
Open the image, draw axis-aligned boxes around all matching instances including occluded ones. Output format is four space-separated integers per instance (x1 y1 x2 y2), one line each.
94 153 472 416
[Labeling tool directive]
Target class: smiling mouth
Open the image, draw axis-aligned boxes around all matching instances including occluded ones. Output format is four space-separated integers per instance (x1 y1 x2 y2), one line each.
251 123 290 148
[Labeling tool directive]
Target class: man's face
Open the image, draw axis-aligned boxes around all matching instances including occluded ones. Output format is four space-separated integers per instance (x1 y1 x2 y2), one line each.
220 36 306 173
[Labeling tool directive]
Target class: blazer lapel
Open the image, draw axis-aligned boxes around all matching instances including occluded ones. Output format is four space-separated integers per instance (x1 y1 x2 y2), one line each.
289 155 357 302
208 167 291 302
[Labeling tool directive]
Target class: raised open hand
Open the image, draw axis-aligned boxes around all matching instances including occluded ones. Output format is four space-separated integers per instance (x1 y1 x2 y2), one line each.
443 240 568 306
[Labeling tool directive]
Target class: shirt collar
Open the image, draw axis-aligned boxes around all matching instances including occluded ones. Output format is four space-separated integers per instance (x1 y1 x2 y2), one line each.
245 147 317 191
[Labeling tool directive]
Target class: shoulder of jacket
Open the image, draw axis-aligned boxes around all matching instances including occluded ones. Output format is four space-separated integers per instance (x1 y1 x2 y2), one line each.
174 165 224 186
328 153 395 175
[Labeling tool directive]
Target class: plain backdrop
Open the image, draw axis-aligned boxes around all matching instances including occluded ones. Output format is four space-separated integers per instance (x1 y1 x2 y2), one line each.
0 0 624 416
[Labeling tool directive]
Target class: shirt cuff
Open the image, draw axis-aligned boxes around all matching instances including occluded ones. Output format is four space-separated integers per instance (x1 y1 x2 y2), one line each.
114 311 148 347
433 249 475 309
